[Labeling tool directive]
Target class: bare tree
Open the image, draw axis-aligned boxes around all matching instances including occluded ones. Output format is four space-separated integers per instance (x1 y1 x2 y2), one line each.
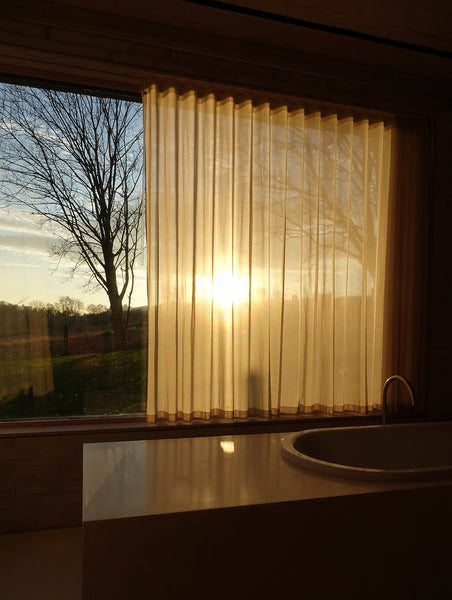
86 303 108 315
0 83 143 350
55 295 84 319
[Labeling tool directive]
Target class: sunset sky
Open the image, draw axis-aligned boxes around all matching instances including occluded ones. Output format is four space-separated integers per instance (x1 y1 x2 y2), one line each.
0 80 147 312
0 206 148 309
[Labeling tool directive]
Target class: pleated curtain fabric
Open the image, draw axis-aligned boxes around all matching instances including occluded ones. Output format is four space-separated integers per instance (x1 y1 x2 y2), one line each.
144 85 392 422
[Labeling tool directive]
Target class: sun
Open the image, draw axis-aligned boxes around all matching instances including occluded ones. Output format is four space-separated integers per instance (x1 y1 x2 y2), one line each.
197 270 249 309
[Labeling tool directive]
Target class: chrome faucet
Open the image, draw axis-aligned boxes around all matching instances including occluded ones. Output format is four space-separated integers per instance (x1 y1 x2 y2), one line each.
382 375 415 424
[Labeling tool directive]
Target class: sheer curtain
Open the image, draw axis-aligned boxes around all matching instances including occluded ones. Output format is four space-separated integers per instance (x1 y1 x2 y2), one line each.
144 85 392 422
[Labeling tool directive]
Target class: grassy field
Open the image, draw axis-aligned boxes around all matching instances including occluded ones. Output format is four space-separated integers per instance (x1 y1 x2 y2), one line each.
0 348 147 419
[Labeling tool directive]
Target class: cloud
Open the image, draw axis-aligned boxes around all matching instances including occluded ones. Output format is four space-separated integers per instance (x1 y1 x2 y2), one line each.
0 207 52 235
0 208 68 267
0 236 52 256
0 205 147 306
0 260 47 269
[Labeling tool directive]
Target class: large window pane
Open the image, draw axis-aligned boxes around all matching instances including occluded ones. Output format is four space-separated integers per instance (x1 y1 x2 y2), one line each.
0 82 147 419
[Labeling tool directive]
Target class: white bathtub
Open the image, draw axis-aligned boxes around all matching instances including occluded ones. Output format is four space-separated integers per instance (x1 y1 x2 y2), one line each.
281 421 452 481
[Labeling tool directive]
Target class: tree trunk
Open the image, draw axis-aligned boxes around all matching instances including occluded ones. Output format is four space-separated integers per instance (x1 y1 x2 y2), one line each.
105 256 127 351
109 293 127 351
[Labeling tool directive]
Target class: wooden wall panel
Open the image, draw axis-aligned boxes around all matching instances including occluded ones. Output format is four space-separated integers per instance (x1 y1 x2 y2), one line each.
427 113 452 416
220 0 452 53
34 1 452 55
0 436 82 533
0 1 451 115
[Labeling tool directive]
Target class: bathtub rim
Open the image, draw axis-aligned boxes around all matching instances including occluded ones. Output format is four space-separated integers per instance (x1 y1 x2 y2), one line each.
280 422 452 481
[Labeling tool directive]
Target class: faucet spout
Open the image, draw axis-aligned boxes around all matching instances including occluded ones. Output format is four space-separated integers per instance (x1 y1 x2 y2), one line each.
382 375 415 425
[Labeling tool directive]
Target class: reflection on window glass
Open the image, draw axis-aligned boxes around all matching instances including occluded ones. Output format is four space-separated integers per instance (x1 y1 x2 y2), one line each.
0 82 147 419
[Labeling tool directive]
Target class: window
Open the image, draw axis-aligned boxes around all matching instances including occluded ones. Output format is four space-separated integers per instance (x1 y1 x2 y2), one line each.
0 81 147 419
0 79 426 423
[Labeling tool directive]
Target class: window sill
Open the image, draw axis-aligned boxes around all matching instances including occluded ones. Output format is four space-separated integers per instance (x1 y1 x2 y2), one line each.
0 412 384 439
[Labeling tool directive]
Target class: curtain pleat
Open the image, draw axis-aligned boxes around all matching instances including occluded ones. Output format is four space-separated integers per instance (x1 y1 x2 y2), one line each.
144 85 392 422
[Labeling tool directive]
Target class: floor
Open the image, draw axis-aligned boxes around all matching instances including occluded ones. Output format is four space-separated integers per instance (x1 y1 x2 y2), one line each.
0 527 82 600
